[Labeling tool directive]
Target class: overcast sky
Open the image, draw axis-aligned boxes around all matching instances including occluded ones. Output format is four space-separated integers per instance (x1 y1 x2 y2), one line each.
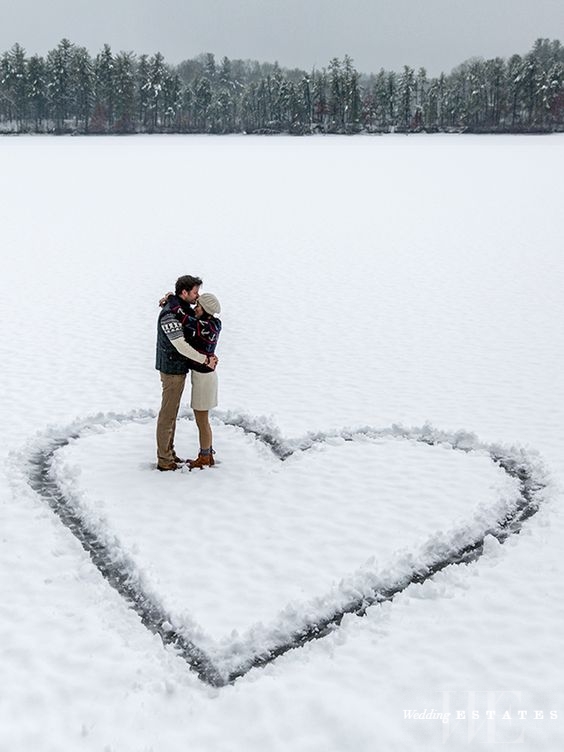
1 0 563 75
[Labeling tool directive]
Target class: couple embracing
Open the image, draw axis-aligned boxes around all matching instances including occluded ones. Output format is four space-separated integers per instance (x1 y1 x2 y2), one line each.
155 275 221 472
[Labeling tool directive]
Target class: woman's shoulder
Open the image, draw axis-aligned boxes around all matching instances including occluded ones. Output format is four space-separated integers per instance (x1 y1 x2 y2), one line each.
200 316 221 333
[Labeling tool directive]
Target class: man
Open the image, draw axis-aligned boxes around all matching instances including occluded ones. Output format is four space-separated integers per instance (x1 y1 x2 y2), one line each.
155 275 218 471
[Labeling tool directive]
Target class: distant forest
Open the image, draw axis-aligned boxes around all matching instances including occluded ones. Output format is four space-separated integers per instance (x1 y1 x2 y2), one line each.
1 38 563 134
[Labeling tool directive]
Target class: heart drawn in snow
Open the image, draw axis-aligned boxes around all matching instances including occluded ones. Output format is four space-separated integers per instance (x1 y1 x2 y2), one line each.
25 409 547 687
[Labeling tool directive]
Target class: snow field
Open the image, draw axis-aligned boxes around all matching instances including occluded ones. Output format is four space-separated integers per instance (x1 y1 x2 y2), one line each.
1 134 563 750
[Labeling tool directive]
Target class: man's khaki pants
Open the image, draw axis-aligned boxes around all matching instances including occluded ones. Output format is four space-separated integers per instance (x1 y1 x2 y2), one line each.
156 372 187 467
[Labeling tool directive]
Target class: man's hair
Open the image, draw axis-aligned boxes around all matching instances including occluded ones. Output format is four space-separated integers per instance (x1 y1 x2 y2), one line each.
175 275 203 296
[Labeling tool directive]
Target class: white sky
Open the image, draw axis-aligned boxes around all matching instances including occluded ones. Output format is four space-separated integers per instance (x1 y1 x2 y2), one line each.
1 0 563 75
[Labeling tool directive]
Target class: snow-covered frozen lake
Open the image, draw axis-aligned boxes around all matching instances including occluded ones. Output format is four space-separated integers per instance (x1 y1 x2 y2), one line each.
1 134 563 750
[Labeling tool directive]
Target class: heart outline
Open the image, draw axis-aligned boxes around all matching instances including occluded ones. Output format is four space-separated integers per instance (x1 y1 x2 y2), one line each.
24 409 548 687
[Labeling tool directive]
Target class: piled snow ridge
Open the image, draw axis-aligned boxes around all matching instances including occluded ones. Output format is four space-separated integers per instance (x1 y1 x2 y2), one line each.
13 408 552 685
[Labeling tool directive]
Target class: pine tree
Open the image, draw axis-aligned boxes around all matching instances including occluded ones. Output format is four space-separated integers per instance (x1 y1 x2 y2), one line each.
136 54 151 129
162 70 182 130
426 77 440 129
216 56 238 132
4 43 28 128
0 52 12 123
203 53 217 82
436 72 446 128
46 38 75 131
328 57 343 131
507 54 524 128
343 56 361 132
254 78 268 129
146 52 166 130
193 76 212 131
465 60 485 128
27 54 48 129
93 44 115 131
72 46 93 131
300 74 313 133
370 69 388 129
546 59 564 126
415 67 428 128
386 71 397 129
398 65 415 130
312 69 328 131
445 64 467 128
241 81 259 132
113 52 136 132
270 63 284 128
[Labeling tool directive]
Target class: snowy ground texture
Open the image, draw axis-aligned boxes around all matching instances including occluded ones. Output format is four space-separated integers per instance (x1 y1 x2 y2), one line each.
1 134 564 750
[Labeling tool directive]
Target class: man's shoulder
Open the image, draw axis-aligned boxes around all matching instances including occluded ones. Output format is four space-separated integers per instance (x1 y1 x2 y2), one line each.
160 311 184 337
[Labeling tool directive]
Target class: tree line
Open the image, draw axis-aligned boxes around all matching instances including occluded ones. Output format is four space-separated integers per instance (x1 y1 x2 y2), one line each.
1 38 563 134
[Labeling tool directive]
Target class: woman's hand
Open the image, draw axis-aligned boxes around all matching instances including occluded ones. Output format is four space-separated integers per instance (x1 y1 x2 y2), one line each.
158 291 174 307
205 354 219 370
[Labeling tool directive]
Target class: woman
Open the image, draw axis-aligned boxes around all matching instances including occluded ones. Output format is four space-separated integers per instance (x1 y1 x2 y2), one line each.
169 292 222 469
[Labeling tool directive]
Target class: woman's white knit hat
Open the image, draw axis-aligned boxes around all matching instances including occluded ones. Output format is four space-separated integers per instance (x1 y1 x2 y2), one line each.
198 292 221 316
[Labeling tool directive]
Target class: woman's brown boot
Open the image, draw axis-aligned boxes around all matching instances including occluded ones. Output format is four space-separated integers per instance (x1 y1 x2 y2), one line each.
188 449 214 470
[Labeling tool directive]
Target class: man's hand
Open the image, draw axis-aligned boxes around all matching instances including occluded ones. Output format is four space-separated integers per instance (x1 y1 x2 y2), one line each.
158 291 174 307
